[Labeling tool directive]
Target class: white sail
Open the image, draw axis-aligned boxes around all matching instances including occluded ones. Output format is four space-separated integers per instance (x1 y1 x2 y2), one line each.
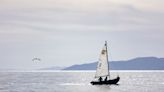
95 42 109 78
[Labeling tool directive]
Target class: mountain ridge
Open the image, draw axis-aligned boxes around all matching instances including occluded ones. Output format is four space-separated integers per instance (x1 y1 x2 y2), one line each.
63 57 164 70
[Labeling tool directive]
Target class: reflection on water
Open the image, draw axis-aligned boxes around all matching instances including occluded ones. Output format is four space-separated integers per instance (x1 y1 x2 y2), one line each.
0 71 164 92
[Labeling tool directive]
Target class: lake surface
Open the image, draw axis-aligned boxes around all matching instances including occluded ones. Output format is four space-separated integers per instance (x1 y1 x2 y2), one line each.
0 71 164 92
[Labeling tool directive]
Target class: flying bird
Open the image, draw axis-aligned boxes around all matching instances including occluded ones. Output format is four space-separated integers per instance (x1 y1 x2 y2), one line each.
32 58 41 62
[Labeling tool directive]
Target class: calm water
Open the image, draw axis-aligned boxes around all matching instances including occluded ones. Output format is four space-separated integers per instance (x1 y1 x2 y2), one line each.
0 71 164 92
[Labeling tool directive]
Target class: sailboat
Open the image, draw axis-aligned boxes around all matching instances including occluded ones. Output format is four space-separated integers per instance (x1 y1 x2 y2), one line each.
90 41 120 85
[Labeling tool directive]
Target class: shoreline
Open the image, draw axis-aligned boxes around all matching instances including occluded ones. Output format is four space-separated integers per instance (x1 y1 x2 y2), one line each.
1 70 164 72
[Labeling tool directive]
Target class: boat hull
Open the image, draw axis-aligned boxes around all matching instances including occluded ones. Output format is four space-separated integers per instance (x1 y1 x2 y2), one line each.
90 76 120 85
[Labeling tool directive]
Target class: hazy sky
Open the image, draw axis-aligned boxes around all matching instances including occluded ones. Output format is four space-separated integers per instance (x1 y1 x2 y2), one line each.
0 0 164 70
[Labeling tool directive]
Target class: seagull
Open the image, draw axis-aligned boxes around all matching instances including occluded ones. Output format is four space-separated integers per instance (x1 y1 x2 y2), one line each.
32 58 41 61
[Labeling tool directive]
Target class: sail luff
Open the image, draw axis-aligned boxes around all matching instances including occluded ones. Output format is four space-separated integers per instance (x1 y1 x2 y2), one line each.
105 41 110 77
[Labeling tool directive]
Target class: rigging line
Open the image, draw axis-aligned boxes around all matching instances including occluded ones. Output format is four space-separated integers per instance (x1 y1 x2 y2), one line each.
105 41 110 77
108 42 113 63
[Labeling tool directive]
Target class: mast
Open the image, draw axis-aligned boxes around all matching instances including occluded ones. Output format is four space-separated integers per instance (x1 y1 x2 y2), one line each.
105 41 110 77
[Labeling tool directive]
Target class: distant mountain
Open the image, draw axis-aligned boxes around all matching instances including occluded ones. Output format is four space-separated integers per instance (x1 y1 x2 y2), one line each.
39 66 64 70
63 57 164 70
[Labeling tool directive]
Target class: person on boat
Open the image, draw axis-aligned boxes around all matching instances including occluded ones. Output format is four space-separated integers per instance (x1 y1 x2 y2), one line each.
104 76 108 81
99 77 102 82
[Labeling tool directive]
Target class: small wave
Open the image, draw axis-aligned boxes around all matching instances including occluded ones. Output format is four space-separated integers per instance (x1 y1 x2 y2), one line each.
59 83 90 86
